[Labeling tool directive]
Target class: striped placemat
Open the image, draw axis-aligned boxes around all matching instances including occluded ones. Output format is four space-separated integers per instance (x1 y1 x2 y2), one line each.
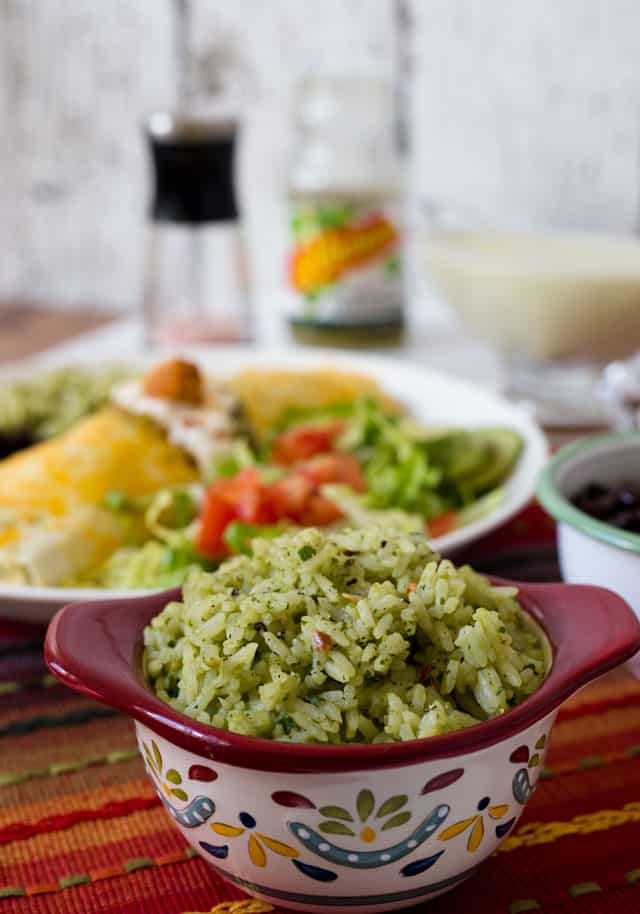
1 504 639 914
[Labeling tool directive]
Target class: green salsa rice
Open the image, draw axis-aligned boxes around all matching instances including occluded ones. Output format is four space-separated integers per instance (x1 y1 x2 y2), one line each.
144 526 547 743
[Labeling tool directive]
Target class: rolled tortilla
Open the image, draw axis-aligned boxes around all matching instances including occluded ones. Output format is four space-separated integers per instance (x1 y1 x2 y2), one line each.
0 407 197 585
229 369 402 442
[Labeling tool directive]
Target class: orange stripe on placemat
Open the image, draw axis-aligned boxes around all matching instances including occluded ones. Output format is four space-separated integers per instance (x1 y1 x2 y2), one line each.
547 705 640 754
558 689 640 723
0 795 161 844
0 776 153 828
0 847 198 901
25 882 59 896
1 717 137 791
2 825 188 894
0 748 139 787
542 744 640 779
3 844 640 913
1 805 172 869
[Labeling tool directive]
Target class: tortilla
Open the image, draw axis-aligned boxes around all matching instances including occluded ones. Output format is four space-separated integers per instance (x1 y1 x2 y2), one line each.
0 407 197 585
229 369 401 441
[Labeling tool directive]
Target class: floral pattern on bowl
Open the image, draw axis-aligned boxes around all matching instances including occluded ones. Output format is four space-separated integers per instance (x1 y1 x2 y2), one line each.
133 715 553 911
46 578 640 913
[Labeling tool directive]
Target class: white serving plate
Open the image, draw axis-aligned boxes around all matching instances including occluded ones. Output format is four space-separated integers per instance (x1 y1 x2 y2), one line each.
0 346 547 622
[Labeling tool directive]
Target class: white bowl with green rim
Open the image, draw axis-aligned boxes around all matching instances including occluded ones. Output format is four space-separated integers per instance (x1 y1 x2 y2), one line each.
537 432 640 617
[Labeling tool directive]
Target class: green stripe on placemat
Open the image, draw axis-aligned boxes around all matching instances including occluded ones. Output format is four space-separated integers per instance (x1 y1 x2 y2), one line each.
0 748 138 786
0 706 119 738
0 673 58 695
569 882 602 898
59 873 91 889
0 887 27 899
124 858 155 873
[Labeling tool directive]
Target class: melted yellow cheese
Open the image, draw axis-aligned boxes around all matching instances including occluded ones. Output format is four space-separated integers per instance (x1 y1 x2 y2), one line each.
0 407 197 517
0 407 198 584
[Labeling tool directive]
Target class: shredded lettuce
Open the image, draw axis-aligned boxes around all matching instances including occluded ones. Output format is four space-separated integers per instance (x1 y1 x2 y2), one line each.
223 521 285 556
214 440 258 479
337 399 452 519
321 484 424 534
144 488 200 547
214 441 283 485
78 540 216 589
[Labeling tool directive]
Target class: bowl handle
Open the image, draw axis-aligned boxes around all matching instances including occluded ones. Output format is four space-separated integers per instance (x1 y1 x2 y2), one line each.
45 588 181 712
514 580 640 701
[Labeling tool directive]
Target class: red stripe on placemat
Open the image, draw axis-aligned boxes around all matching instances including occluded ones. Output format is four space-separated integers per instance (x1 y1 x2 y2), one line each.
0 795 161 844
1 827 189 892
558 690 640 722
0 857 228 914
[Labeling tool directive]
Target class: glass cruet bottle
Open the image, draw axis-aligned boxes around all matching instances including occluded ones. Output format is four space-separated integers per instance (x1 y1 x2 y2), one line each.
142 111 251 346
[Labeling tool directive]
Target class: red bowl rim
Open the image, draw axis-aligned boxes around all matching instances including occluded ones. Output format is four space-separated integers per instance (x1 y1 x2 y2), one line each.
44 578 640 773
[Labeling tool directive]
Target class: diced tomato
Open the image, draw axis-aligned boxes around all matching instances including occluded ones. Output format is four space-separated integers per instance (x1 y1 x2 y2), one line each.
230 469 278 523
198 468 274 557
272 421 345 465
427 511 458 539
311 630 334 652
198 447 364 557
298 493 344 526
269 473 315 520
298 453 366 492
198 491 237 557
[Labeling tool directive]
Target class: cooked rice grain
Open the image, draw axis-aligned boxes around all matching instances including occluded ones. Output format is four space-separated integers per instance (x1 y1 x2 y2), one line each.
143 526 547 743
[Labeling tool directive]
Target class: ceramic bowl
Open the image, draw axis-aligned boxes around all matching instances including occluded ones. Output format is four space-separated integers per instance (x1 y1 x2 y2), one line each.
537 433 640 619
45 582 640 913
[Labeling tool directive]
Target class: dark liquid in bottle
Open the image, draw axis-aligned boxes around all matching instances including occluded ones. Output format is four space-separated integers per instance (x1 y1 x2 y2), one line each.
149 122 238 225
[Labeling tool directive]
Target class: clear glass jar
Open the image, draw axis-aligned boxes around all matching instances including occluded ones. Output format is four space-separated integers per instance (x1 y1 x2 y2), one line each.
142 112 251 346
421 199 640 428
286 78 405 346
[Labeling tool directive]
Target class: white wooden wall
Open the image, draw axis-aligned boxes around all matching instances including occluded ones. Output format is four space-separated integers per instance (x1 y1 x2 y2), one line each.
1 0 640 315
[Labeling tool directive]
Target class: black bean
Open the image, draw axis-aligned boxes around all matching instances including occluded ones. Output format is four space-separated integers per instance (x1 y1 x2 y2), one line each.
571 481 640 534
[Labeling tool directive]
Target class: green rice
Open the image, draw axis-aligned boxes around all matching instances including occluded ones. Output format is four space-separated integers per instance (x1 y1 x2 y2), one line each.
143 526 547 744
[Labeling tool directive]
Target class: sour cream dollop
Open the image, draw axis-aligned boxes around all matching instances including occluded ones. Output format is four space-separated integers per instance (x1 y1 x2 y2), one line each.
111 369 237 475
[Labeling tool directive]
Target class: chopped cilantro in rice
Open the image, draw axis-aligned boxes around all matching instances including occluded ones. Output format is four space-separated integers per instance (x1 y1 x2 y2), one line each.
143 526 547 744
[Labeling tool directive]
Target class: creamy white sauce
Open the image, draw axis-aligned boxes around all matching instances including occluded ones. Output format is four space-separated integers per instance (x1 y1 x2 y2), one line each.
111 376 236 474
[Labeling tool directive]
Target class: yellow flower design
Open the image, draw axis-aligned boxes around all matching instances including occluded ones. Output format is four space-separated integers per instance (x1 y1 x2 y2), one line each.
210 811 299 868
141 739 188 802
438 796 510 852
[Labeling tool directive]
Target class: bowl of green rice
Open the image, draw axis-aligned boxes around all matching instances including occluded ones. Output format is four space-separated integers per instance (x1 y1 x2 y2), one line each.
46 526 640 913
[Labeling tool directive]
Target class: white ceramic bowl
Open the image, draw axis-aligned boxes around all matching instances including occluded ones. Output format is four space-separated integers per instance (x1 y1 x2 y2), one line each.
537 433 640 619
45 580 640 913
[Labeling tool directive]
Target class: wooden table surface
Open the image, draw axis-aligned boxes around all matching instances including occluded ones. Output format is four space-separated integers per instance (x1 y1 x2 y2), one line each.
0 305 114 362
